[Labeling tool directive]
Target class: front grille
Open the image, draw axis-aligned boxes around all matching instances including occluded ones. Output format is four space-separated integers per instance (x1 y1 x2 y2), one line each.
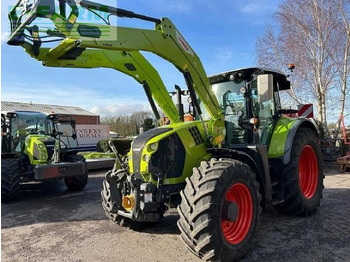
43 140 55 160
132 128 173 174
189 126 204 146
33 145 40 160
149 133 186 179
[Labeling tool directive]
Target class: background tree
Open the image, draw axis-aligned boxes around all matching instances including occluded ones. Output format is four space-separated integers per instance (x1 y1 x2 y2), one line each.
333 0 350 131
101 111 154 136
143 117 155 132
256 0 349 128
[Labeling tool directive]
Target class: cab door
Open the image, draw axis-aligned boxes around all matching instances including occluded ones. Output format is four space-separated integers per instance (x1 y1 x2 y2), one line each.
256 74 279 146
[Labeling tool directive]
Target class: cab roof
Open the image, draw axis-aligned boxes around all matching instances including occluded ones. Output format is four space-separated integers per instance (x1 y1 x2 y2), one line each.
209 67 291 90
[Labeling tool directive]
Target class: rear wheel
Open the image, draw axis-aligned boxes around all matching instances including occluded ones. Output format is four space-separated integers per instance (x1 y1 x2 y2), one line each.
177 158 261 262
64 155 88 190
1 159 20 201
276 128 324 216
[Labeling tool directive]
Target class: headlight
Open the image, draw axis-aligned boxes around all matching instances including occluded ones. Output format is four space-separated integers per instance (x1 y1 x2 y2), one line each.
40 151 46 160
38 144 44 149
148 143 157 152
143 154 150 162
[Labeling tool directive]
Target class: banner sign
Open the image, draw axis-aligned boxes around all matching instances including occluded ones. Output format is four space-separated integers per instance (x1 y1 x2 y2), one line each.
76 125 110 148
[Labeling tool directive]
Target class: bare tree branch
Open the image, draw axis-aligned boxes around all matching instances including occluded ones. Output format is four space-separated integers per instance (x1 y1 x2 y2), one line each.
255 0 347 126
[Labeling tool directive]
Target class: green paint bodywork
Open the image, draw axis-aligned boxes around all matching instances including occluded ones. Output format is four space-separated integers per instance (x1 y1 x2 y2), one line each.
9 4 225 142
267 117 296 158
80 152 116 159
130 120 211 186
24 134 59 165
22 42 181 124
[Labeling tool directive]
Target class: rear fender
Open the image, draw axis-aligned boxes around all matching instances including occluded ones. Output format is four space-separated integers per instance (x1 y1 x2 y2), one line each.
268 117 318 164
282 119 318 165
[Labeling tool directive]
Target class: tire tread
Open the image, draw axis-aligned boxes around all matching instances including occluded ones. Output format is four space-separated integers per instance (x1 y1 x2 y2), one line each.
1 158 20 201
178 158 261 261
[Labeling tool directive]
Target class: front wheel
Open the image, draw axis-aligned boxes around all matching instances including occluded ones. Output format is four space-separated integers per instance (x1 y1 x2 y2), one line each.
1 159 20 202
101 169 126 224
101 169 147 230
177 158 261 262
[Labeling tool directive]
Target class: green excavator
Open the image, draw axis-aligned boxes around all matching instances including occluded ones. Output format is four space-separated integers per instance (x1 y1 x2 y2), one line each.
7 1 324 261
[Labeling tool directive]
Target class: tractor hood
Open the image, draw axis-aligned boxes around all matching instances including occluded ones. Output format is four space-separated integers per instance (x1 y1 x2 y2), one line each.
128 121 211 186
25 134 58 165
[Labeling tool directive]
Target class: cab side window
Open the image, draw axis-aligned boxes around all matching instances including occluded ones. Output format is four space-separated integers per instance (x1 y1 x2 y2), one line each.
257 77 276 145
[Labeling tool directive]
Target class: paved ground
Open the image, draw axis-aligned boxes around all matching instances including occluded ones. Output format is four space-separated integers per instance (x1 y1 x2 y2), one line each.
1 164 350 262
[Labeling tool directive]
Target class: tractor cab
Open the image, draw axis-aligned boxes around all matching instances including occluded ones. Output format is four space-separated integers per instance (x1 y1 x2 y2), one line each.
2 111 54 155
208 67 290 147
1 110 81 164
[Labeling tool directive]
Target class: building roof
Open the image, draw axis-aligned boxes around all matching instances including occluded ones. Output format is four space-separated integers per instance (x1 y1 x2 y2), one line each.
1 101 97 116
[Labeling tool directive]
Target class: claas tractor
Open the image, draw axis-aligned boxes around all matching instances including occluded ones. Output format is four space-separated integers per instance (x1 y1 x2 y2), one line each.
1 111 88 201
7 1 324 261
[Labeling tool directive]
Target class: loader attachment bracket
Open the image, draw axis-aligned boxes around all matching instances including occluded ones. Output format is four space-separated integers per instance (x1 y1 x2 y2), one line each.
8 0 77 45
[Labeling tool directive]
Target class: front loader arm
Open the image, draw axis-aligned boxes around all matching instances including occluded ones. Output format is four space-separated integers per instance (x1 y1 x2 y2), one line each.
8 0 225 144
20 41 181 123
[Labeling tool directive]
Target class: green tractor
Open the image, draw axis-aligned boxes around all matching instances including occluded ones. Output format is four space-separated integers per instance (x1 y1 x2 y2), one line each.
7 1 324 260
1 111 88 201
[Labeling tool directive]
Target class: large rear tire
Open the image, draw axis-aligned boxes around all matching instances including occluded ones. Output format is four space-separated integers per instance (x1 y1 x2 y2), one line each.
276 128 324 216
177 158 261 262
64 155 88 190
1 159 20 202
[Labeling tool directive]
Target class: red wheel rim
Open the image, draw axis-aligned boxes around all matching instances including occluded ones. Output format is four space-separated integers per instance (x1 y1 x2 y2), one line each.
299 145 319 199
221 183 253 244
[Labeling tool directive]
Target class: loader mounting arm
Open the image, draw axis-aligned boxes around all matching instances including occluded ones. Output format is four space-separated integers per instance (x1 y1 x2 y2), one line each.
8 0 225 145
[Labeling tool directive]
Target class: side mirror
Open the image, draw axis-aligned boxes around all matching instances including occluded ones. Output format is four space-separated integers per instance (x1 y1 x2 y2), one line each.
72 134 77 140
257 74 274 103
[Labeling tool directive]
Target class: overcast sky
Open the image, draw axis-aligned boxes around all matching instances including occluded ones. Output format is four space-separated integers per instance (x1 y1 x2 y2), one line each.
1 0 283 116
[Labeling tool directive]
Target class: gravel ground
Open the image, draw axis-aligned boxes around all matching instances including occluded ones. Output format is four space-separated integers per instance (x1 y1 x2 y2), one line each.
1 164 349 262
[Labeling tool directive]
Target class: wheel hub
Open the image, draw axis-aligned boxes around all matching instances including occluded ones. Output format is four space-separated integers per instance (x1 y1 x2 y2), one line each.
222 201 239 222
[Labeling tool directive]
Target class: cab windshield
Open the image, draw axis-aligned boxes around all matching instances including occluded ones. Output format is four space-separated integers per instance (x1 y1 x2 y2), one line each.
212 81 247 117
10 112 53 137
206 80 258 145
199 81 249 121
